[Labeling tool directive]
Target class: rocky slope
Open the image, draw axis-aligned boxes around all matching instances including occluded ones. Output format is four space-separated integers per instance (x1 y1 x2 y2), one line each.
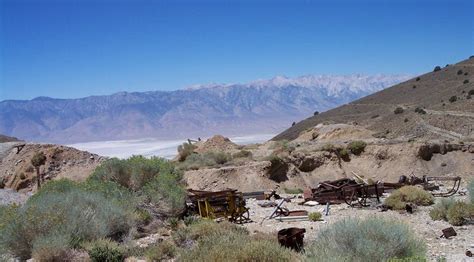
183 129 474 192
274 57 474 142
0 142 105 192
0 74 409 143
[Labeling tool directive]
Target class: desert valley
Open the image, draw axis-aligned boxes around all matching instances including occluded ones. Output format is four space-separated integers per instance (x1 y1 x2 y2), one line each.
1 57 473 261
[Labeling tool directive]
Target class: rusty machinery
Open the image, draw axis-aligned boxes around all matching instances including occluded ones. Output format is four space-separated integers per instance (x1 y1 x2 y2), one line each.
304 175 461 207
187 189 250 224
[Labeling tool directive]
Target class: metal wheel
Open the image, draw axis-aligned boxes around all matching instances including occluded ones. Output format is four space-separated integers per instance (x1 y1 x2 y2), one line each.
231 210 250 224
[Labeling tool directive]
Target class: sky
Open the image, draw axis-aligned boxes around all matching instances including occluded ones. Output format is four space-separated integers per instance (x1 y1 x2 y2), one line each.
0 0 473 101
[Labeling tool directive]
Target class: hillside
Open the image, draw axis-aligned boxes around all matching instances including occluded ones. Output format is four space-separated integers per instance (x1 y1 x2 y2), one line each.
0 74 408 143
274 57 474 141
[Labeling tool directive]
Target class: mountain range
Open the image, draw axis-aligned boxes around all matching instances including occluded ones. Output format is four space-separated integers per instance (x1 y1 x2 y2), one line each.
275 57 474 141
0 74 410 143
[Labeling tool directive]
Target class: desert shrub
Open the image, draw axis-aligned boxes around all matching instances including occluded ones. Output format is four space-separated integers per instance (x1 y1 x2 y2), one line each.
464 79 470 84
178 222 297 262
31 234 71 262
414 107 426 114
232 150 252 159
321 143 336 152
347 141 367 155
89 156 186 216
429 198 455 221
284 188 303 194
469 90 474 96
177 142 196 161
305 217 426 262
394 107 404 114
314 111 319 116
83 239 125 262
469 180 474 203
457 69 463 75
339 148 350 159
384 186 434 210
145 240 177 261
90 156 169 191
448 96 457 103
173 220 247 248
0 185 133 260
183 215 200 226
142 169 186 216
446 201 474 226
415 77 420 81
180 151 231 170
308 212 322 221
433 66 441 72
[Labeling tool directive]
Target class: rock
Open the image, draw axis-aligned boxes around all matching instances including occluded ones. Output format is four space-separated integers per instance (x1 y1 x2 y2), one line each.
90 155 94 160
304 201 319 206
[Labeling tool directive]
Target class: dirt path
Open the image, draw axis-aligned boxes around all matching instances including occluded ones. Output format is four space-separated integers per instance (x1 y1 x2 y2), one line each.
425 109 474 118
420 121 465 140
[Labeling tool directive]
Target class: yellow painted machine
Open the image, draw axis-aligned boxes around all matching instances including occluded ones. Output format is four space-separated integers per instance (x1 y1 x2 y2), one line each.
187 189 250 224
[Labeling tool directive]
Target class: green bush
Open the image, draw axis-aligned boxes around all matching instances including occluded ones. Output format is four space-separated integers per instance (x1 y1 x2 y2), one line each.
457 69 463 75
305 217 426 262
90 156 186 217
468 90 474 96
433 66 441 72
84 239 125 262
464 79 469 84
173 220 247 248
347 141 367 155
90 156 170 191
449 96 457 103
429 198 455 221
177 142 197 162
446 201 474 226
178 221 297 261
180 151 232 170
384 186 434 210
415 77 420 81
142 170 186 216
308 212 322 221
0 184 133 260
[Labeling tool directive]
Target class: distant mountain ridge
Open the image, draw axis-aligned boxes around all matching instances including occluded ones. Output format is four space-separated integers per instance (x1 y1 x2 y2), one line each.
274 57 474 141
0 74 410 143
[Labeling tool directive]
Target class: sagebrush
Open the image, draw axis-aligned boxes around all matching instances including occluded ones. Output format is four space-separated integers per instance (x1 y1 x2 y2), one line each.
305 217 426 262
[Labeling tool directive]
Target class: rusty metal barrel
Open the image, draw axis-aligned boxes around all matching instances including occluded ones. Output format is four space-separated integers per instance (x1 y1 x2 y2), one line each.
277 227 306 251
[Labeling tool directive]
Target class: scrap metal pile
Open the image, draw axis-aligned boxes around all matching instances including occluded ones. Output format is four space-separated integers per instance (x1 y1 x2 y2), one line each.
303 175 461 207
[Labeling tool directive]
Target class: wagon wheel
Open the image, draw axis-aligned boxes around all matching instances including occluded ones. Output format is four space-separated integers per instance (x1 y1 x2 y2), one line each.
343 189 359 207
231 210 250 224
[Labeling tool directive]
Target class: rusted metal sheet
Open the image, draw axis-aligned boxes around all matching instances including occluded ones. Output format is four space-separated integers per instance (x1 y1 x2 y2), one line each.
441 227 457 239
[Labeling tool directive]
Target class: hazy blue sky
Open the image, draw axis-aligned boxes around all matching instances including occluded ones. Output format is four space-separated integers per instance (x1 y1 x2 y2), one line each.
1 0 472 100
